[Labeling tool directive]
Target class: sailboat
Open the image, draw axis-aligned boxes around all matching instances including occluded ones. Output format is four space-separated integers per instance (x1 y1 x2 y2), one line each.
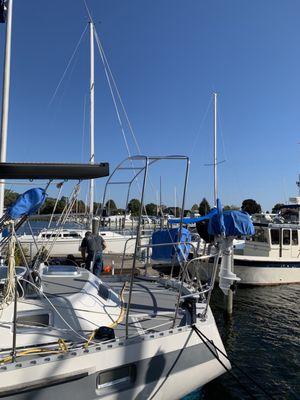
0 4 232 398
17 19 149 258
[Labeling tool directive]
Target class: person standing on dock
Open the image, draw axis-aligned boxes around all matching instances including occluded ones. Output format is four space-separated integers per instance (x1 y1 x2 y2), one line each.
80 231 107 277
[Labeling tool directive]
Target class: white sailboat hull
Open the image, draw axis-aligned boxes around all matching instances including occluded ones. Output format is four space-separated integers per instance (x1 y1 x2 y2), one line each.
0 311 227 400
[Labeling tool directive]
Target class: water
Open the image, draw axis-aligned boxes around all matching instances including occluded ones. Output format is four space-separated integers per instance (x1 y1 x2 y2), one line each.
185 285 300 400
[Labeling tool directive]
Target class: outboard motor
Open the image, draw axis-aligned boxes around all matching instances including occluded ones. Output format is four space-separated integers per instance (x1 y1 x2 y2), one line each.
208 200 254 295
218 237 240 295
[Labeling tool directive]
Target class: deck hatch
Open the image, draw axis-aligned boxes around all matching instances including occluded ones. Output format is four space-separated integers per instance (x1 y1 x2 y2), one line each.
42 265 80 276
98 283 110 300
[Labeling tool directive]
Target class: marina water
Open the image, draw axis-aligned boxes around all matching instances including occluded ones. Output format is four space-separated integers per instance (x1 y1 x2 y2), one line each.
185 284 299 400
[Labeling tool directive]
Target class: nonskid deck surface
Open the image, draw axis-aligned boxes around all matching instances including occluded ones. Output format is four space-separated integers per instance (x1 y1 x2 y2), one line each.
21 271 186 341
102 276 186 338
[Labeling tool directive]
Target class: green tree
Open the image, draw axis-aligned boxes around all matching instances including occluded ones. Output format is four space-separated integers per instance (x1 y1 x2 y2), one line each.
241 199 261 215
105 199 117 211
77 200 86 213
199 198 211 216
272 203 285 214
4 189 19 207
56 198 67 213
128 198 141 216
145 203 157 215
223 204 240 211
191 204 199 212
40 198 56 214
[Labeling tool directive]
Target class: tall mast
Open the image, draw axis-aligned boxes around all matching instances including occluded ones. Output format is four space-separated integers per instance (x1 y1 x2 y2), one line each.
89 21 95 219
159 176 162 213
0 0 13 218
213 92 218 206
174 186 177 217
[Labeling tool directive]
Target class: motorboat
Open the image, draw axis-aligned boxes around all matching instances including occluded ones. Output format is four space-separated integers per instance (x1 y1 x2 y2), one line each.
233 222 300 285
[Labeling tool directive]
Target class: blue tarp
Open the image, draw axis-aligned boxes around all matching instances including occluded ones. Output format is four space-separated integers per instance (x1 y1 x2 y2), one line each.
208 209 254 236
151 227 191 262
168 208 218 225
169 198 254 237
7 188 46 219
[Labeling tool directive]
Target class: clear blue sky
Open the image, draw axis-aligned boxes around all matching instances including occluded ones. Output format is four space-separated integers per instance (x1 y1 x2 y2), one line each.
1 0 300 211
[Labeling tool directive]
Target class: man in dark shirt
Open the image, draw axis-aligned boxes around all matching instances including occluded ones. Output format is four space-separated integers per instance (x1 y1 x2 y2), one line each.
80 231 106 277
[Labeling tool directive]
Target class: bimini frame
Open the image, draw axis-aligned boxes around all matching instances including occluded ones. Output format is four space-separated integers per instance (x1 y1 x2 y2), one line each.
98 155 190 338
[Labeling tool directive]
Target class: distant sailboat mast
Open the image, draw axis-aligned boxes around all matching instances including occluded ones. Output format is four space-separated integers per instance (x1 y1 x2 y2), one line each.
89 21 95 222
0 0 13 218
213 92 218 207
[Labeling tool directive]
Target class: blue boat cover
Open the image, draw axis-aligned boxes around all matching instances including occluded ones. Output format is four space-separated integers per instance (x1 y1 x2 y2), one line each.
208 209 254 236
7 188 46 219
151 228 191 262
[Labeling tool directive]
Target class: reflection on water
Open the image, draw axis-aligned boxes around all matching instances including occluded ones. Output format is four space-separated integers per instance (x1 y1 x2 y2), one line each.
185 285 300 400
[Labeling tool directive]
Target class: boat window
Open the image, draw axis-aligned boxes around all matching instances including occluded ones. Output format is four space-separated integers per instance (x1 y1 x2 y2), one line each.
17 312 50 328
41 233 55 239
282 229 290 245
62 233 81 238
271 229 280 245
252 227 267 243
97 364 136 390
292 230 298 245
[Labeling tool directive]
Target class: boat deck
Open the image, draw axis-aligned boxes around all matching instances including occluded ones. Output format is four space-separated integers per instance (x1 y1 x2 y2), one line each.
102 275 187 339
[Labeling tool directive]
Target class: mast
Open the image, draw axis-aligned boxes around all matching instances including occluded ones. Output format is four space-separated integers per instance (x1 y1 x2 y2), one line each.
174 186 177 217
213 92 218 206
0 0 13 218
89 21 95 220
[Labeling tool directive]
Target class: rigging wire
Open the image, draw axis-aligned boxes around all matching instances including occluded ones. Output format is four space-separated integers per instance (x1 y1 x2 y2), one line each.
93 28 131 158
20 278 97 345
93 27 141 155
190 96 213 156
217 103 228 165
48 24 88 107
192 325 276 400
83 1 167 218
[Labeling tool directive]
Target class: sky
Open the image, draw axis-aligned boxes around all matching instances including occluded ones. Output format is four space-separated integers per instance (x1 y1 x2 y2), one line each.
0 0 300 211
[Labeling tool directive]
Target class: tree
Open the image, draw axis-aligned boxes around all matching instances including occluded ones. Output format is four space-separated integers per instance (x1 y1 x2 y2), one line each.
128 198 141 216
191 204 199 212
76 200 86 213
145 203 157 216
4 189 19 207
40 198 56 214
199 198 211 216
56 198 67 213
105 199 117 211
241 199 261 215
272 203 285 214
223 205 240 211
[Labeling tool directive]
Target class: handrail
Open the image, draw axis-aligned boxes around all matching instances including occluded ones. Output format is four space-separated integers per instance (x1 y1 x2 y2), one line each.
172 248 221 326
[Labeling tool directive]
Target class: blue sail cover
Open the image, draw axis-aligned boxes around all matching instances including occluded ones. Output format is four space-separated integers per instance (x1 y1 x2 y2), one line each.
7 188 46 219
208 210 254 237
168 208 218 225
151 228 191 262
